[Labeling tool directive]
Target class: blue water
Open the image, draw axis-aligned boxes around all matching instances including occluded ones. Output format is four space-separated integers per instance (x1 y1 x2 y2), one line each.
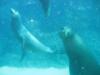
0 0 100 75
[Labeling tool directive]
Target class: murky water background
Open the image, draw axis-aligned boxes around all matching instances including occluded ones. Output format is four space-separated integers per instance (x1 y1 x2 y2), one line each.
0 0 100 75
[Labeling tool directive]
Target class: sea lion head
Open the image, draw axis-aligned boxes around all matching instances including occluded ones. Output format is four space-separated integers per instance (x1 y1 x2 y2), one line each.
59 26 74 42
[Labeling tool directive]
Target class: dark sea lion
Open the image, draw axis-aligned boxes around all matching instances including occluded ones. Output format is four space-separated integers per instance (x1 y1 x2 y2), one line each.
59 26 100 75
39 0 50 16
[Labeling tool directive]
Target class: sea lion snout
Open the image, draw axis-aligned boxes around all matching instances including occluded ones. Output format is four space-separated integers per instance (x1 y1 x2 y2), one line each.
10 8 20 17
59 26 74 40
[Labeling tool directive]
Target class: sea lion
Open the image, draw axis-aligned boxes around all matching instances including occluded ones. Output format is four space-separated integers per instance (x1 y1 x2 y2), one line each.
10 8 53 60
59 26 100 75
39 0 50 16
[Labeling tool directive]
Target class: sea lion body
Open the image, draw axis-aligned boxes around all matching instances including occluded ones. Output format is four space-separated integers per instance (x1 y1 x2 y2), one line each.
59 27 100 75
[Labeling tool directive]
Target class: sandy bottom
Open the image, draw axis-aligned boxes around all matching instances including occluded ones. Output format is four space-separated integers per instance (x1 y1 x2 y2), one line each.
0 66 69 75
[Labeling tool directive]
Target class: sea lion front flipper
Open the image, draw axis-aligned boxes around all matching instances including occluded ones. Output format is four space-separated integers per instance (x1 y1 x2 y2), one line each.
19 37 27 62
